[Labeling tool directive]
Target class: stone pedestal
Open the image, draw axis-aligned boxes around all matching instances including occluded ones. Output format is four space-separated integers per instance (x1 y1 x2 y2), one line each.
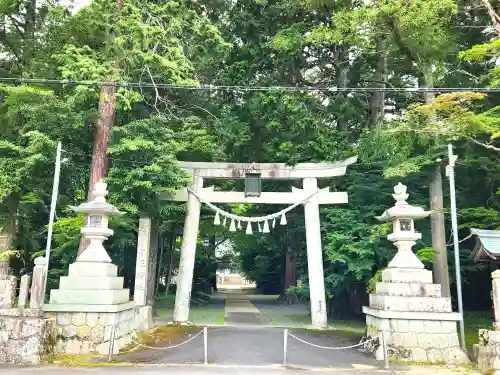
363 267 468 364
44 260 136 355
475 329 500 370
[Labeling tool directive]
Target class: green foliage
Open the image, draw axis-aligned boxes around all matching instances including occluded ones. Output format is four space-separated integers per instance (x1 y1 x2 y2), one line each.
0 249 21 262
416 247 437 267
287 283 310 300
0 0 499 318
366 269 384 295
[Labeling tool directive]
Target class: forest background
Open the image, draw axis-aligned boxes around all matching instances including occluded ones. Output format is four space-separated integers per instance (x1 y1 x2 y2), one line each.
0 0 499 322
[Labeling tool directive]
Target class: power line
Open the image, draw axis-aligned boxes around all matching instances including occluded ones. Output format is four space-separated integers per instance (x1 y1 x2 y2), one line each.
2 77 500 93
62 150 394 172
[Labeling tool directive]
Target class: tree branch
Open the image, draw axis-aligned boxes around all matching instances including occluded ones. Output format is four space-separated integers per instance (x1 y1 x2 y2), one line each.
480 0 500 35
382 15 419 68
7 16 25 37
362 79 395 88
467 136 500 152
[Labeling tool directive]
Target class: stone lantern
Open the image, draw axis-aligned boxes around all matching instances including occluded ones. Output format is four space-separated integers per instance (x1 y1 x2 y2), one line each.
73 180 123 263
363 182 468 364
375 182 431 270
44 180 138 355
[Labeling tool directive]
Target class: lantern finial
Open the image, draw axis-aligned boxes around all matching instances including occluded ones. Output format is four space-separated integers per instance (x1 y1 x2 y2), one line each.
93 179 108 202
392 182 409 205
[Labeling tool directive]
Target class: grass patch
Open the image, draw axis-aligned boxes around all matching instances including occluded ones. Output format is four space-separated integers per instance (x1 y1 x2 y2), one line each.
50 325 201 367
50 353 136 367
155 294 176 309
134 325 201 348
297 327 363 339
328 319 365 333
155 291 211 310
283 313 365 332
464 311 492 348
157 305 225 325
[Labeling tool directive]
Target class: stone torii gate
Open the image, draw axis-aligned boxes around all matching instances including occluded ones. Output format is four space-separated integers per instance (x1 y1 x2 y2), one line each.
165 157 357 329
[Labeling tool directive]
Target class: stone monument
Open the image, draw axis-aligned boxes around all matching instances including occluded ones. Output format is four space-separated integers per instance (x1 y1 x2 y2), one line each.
132 217 154 331
44 180 136 355
475 270 500 370
363 183 468 364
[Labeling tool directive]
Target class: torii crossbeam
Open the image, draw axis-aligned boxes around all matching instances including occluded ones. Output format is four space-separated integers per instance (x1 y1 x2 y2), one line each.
163 156 357 329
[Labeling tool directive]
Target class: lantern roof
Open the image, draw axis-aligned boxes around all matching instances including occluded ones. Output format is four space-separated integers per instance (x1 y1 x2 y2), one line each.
72 180 124 216
470 228 500 262
375 182 432 222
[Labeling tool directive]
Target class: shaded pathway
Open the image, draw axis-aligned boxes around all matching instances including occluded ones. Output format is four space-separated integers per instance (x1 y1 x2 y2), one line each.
224 291 269 326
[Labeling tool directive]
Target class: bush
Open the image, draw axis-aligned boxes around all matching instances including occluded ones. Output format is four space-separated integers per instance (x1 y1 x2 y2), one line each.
286 283 309 300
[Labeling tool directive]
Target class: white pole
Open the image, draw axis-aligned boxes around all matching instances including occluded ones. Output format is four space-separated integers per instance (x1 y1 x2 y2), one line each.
108 324 116 362
283 328 288 366
446 143 466 350
42 141 62 299
204 326 208 364
381 330 389 369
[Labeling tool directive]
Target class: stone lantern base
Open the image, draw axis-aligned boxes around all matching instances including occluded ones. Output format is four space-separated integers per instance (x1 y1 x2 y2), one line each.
44 260 142 355
363 267 469 364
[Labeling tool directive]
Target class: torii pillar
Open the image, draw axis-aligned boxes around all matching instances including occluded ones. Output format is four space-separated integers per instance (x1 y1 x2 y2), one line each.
163 157 357 329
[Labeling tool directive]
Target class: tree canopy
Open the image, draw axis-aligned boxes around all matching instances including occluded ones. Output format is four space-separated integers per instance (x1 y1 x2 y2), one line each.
0 0 499 319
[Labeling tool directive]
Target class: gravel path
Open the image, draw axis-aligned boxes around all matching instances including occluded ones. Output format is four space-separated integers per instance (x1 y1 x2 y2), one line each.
148 326 376 368
143 291 375 368
224 294 269 326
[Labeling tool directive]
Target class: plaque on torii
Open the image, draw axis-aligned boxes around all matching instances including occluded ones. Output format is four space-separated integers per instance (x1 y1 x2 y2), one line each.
163 156 357 329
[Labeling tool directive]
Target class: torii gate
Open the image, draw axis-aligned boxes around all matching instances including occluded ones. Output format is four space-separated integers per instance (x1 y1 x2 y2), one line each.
164 157 357 329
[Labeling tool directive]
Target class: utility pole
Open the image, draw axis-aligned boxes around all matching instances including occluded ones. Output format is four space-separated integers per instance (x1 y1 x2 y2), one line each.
445 143 466 350
43 141 62 298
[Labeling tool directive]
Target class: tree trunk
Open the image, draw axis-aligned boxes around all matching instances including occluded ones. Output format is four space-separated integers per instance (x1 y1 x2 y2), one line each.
156 233 165 298
421 65 435 105
0 218 16 275
283 251 297 293
421 64 451 298
165 233 176 297
147 220 159 316
335 47 350 134
430 165 451 297
78 0 123 257
23 0 36 71
370 38 387 133
77 83 117 256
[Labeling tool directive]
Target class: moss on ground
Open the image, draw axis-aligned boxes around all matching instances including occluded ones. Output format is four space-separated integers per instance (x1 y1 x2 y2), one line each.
134 325 201 348
49 325 201 367
50 353 126 367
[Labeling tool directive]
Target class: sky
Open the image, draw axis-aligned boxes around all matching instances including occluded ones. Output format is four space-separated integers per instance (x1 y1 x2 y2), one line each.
60 0 89 12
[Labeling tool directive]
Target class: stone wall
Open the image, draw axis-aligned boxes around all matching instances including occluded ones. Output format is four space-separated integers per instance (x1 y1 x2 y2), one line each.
0 309 56 364
366 315 468 363
47 308 136 355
